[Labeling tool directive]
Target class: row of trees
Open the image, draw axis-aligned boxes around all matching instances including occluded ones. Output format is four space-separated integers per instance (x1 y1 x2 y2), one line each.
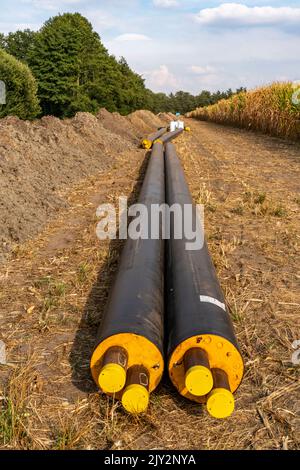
1 14 147 117
0 13 246 119
147 88 246 115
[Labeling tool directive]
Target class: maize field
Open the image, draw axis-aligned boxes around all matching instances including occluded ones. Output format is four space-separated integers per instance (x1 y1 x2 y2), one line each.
187 82 300 141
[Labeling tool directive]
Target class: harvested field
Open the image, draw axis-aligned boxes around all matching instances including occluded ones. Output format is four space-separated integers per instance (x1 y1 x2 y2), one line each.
0 116 299 450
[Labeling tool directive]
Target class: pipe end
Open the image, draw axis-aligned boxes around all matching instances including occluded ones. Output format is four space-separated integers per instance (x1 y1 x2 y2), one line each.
98 363 126 394
122 384 149 414
185 365 213 396
206 388 235 419
142 139 152 149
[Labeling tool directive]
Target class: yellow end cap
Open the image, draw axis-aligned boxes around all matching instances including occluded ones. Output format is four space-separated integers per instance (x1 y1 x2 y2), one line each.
185 365 213 396
142 139 152 149
98 363 126 394
122 384 149 414
206 388 235 419
185 127 191 132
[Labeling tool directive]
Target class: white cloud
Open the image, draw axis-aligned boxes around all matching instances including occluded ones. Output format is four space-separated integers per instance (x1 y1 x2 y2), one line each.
190 65 217 75
0 21 42 34
188 65 220 88
194 3 300 27
114 33 151 42
23 0 83 10
88 12 117 31
153 0 178 8
144 65 179 91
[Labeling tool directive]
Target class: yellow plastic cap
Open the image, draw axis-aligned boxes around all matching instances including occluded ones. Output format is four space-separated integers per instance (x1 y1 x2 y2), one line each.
98 363 126 394
206 388 235 419
122 384 149 414
185 365 213 396
142 139 152 149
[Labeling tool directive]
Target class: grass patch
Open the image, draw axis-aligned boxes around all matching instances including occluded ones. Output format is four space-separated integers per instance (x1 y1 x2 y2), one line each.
270 206 286 218
0 360 36 448
77 263 90 283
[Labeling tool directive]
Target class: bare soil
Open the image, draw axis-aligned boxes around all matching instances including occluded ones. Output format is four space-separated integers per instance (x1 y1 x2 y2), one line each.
0 110 166 262
0 116 299 450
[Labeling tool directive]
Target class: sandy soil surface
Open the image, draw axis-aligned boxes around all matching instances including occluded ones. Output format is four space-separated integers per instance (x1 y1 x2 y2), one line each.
0 118 299 450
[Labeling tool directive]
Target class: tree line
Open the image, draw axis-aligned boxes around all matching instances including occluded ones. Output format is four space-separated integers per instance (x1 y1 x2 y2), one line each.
0 13 246 119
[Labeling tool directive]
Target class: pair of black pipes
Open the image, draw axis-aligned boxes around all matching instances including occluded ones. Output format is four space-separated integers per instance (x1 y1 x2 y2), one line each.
141 127 183 149
90 130 244 417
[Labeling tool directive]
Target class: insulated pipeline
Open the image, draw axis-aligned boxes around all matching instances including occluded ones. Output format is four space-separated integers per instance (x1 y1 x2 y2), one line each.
165 142 244 418
156 128 183 145
141 127 167 149
90 142 165 414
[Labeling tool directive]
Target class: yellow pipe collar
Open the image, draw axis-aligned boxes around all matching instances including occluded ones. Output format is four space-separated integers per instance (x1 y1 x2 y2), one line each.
168 334 244 403
90 333 164 393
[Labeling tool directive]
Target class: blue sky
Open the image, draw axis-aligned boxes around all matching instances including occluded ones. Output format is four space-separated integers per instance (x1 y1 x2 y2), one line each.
1 1 300 94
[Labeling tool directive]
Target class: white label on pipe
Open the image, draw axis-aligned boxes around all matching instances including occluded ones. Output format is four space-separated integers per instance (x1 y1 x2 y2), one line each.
200 295 226 312
0 340 6 365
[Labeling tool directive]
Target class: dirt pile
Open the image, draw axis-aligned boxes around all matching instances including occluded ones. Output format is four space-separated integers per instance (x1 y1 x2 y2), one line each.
96 108 140 143
96 109 173 141
158 112 177 122
126 110 166 134
0 109 169 261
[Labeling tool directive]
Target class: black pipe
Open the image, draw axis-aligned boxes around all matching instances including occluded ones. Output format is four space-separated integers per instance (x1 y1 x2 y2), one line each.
90 142 165 413
165 142 243 416
141 127 167 149
159 128 183 144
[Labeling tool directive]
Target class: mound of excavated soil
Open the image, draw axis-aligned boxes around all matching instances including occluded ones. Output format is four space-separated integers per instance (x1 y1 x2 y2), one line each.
0 109 169 261
126 110 165 134
96 108 140 143
158 112 177 122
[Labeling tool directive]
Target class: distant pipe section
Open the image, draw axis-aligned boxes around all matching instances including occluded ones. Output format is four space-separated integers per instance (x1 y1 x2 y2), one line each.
155 128 183 145
141 127 167 149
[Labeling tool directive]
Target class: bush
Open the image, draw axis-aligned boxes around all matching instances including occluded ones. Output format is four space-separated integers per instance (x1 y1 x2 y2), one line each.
0 49 40 119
